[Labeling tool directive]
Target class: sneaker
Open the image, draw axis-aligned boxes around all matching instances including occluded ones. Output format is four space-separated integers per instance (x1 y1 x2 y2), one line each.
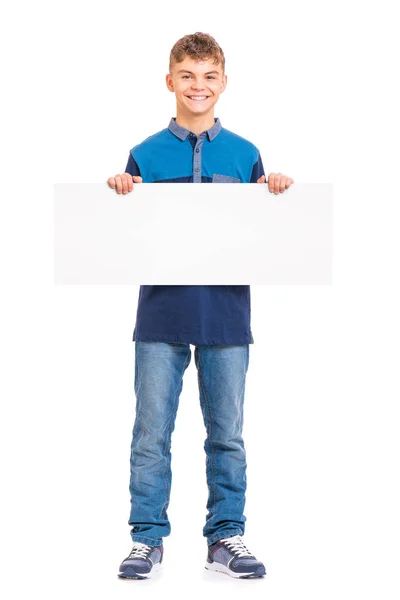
205 534 266 578
118 541 163 579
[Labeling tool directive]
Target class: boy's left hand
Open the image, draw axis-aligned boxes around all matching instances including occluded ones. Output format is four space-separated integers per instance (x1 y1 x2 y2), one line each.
257 173 294 194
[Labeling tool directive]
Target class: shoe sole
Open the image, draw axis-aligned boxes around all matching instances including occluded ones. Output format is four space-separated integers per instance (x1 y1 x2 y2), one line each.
118 562 162 579
205 562 266 578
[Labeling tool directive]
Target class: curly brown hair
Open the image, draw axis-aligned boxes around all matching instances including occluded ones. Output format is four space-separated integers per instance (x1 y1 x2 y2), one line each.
169 32 225 74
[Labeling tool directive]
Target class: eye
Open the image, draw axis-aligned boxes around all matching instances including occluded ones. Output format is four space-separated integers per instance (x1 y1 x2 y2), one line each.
182 75 216 79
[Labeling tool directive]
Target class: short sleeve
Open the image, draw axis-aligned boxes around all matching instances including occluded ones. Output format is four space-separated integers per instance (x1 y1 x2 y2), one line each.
249 152 265 182
125 153 141 177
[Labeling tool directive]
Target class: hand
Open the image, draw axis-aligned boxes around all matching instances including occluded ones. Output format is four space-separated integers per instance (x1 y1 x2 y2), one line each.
107 173 143 194
257 173 294 194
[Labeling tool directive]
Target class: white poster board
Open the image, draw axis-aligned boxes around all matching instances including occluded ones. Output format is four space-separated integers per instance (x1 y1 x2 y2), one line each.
54 183 332 284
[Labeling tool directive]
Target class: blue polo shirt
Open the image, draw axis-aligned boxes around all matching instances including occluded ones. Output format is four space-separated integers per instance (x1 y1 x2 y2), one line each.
125 117 266 346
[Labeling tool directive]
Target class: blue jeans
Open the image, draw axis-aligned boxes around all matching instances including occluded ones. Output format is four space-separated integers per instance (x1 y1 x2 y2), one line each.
128 341 250 547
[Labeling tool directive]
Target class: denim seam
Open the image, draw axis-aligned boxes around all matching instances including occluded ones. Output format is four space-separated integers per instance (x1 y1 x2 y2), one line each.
161 347 191 521
207 529 244 545
132 535 162 546
197 352 217 531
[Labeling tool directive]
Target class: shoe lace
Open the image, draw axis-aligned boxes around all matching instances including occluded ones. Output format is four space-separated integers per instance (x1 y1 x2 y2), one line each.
220 535 254 558
128 542 152 559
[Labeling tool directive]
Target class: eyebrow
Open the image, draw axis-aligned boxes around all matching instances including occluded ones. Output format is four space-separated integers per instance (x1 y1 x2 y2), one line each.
177 69 220 75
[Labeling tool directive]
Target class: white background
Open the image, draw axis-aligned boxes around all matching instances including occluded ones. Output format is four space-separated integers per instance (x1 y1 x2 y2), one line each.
1 0 399 598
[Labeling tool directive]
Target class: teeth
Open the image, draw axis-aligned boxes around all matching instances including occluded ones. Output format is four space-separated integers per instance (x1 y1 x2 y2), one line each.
188 96 208 100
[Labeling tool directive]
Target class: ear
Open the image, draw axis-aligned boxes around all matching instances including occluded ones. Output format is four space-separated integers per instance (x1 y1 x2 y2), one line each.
221 74 227 93
166 74 174 92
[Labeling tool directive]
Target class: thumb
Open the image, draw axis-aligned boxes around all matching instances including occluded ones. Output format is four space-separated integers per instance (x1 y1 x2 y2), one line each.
132 176 143 183
257 175 266 183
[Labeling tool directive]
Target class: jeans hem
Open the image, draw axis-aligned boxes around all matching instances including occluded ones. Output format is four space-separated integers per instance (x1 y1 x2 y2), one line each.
131 535 163 546
206 529 244 546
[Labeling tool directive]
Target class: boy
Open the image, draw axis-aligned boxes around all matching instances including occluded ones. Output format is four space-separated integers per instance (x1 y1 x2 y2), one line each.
107 32 294 579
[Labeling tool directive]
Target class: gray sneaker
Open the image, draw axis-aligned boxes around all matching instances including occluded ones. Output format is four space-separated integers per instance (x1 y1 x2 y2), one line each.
118 541 163 579
205 534 266 578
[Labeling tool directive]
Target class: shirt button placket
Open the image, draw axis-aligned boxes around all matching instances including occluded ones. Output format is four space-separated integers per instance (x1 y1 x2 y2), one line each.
193 133 205 183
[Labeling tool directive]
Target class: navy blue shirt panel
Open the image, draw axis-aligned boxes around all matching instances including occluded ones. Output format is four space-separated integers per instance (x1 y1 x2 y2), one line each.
133 285 252 346
128 117 265 345
250 153 265 182
125 153 141 177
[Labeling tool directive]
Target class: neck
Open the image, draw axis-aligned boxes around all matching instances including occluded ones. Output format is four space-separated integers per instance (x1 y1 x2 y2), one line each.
175 108 216 137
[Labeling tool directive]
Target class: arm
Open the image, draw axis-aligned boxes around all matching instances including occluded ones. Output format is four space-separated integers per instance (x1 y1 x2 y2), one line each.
107 153 143 194
125 153 142 177
252 152 294 193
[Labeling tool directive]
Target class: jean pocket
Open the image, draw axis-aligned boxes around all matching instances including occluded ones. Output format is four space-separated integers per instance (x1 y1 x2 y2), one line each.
212 173 241 183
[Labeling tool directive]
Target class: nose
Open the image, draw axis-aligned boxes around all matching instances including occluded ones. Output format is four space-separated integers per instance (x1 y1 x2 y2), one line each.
190 79 206 91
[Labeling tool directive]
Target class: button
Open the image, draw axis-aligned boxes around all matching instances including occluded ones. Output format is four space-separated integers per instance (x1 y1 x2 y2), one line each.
196 148 199 153
195 168 200 172
188 133 194 138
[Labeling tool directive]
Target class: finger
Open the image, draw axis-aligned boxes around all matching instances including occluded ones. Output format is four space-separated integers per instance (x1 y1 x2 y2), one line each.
107 177 116 189
132 176 143 183
121 174 129 194
115 175 122 194
268 173 275 193
123 173 135 192
280 176 286 193
285 178 294 188
274 174 281 194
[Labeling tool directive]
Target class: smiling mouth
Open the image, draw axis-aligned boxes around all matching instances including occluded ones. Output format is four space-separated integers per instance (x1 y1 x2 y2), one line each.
186 96 210 101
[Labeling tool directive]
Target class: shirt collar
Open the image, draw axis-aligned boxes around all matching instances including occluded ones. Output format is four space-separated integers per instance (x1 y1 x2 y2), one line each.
168 117 222 141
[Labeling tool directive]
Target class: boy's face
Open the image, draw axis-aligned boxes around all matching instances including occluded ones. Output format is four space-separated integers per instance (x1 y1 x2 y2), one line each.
166 56 227 117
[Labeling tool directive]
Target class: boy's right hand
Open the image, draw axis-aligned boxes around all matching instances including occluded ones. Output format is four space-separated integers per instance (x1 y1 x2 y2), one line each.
107 173 143 194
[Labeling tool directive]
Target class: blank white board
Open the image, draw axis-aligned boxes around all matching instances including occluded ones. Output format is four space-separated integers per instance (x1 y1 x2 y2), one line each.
54 183 332 284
